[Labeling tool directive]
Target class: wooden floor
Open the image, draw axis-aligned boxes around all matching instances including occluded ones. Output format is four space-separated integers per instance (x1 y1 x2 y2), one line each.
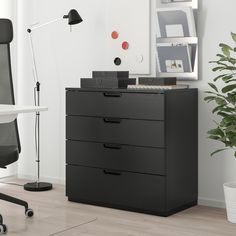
0 178 236 236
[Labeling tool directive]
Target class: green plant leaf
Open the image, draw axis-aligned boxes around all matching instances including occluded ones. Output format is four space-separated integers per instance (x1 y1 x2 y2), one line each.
222 75 233 82
222 47 230 57
213 66 236 71
217 54 225 58
205 91 216 94
231 32 236 43
220 107 236 113
212 105 224 113
225 66 236 70
208 135 221 141
210 61 229 66
218 112 230 117
223 115 236 123
225 133 236 147
204 96 216 103
208 83 218 92
210 148 227 157
222 84 236 93
230 59 236 65
225 79 236 84
219 57 230 61
226 94 236 104
218 62 229 66
208 128 224 137
219 43 233 51
234 151 236 158
226 125 236 132
215 97 227 106
213 74 228 81
212 66 225 72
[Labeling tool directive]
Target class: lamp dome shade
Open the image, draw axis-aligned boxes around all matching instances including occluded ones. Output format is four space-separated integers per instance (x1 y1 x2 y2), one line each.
64 9 83 25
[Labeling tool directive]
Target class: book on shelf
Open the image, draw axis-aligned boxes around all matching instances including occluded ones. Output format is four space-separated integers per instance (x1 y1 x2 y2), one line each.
127 84 189 90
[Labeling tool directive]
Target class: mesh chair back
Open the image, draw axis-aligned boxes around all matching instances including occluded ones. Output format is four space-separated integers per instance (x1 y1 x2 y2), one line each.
0 19 21 153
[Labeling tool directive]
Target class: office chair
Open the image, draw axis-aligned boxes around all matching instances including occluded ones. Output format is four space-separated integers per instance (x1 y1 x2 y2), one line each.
0 19 34 234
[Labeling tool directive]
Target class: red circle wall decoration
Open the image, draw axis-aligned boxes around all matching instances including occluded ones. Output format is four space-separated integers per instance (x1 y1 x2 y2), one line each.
111 31 119 39
122 41 129 50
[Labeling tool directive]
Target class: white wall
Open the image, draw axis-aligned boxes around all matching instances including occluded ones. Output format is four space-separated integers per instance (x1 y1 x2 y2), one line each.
16 0 156 184
192 0 236 208
0 0 17 178
16 0 236 207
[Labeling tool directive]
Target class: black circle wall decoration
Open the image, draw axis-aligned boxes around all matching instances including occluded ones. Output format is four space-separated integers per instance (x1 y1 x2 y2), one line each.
114 57 122 66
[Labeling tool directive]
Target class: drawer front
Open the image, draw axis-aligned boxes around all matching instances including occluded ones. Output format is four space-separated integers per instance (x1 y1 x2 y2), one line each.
66 165 166 212
66 91 164 120
66 116 165 148
66 141 166 175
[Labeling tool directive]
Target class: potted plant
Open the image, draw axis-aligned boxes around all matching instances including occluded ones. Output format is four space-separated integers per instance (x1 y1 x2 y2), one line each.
205 32 236 223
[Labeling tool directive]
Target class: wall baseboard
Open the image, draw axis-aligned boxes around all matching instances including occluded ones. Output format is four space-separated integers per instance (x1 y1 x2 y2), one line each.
17 174 65 185
198 197 225 209
0 174 18 181
4 174 227 209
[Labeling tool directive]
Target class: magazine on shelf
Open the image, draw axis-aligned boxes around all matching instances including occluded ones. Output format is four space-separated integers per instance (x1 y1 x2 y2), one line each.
156 7 196 38
156 43 192 73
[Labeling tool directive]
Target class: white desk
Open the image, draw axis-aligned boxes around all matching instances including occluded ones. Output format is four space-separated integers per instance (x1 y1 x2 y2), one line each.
0 105 48 124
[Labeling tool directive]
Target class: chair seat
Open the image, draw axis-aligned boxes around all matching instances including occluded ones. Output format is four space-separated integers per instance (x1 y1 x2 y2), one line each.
0 146 19 167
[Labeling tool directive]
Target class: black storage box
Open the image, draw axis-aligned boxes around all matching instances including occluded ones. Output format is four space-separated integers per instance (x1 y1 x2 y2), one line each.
81 78 136 89
92 71 129 79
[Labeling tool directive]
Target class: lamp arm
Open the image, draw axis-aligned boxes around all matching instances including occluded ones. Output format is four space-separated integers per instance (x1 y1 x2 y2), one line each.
28 17 63 32
27 17 64 84
28 32 39 83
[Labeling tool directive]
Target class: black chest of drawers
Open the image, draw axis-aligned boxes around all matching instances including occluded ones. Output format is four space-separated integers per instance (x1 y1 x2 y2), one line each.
65 88 198 216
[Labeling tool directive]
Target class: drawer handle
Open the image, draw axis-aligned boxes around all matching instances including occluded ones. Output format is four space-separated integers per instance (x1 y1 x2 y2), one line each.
103 143 122 150
103 118 122 124
103 92 122 98
103 170 121 176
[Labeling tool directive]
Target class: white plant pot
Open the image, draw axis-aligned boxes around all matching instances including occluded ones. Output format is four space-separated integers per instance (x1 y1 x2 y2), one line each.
224 182 236 223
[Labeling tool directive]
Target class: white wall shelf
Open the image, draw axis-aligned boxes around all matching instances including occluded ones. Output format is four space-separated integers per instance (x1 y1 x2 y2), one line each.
156 1 198 80
156 37 198 44
157 0 198 9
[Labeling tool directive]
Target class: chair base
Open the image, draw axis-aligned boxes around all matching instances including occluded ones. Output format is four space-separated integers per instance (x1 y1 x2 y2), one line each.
0 192 34 233
0 193 28 210
24 182 53 192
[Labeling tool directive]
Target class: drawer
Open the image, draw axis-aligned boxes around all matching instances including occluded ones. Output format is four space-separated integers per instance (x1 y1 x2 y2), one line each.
66 141 166 175
66 91 164 120
66 165 166 213
66 116 165 148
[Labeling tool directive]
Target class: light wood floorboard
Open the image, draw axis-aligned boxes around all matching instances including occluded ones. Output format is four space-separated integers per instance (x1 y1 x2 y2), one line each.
0 178 235 236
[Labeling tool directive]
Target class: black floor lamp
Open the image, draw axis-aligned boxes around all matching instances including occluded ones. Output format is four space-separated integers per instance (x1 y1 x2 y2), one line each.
24 9 83 191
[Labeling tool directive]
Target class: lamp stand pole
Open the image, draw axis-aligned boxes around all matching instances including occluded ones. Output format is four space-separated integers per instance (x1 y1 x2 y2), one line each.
23 27 53 192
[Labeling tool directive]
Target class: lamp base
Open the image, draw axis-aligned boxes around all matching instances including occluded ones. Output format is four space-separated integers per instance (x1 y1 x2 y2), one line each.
24 182 53 192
